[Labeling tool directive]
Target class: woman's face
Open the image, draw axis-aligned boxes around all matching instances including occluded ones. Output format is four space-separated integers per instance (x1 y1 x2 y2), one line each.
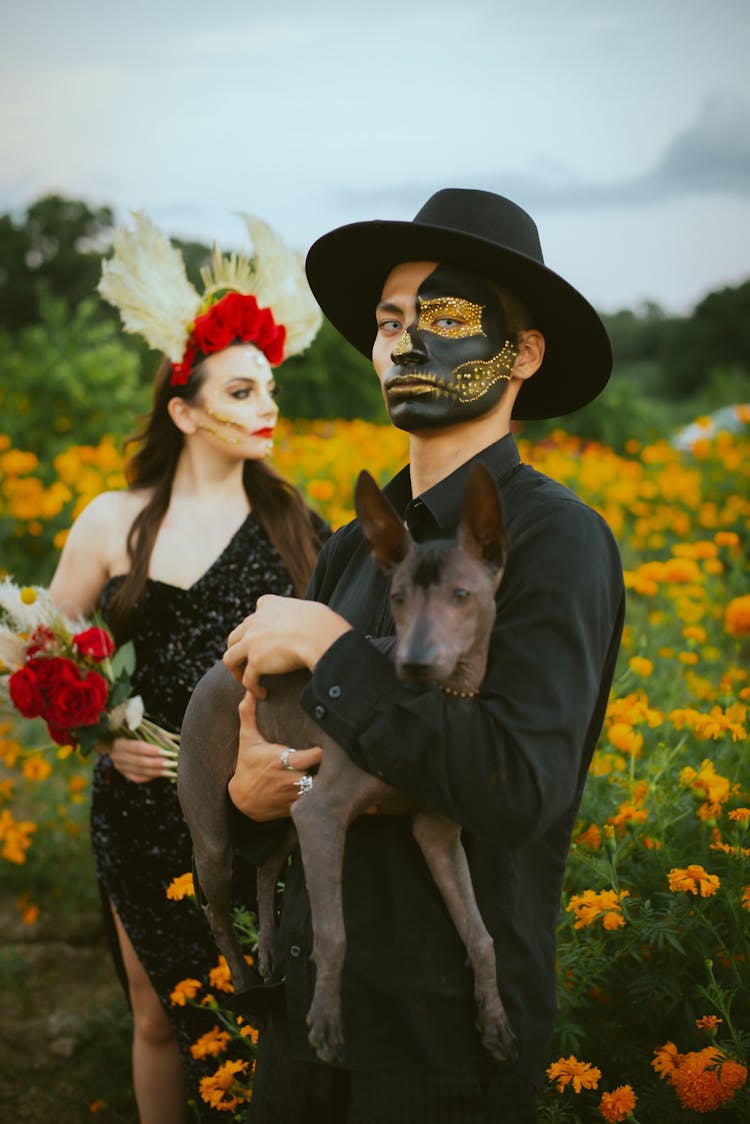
188 344 279 458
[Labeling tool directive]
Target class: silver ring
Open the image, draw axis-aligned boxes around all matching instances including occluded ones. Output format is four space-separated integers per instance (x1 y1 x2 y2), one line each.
280 748 297 771
294 773 313 794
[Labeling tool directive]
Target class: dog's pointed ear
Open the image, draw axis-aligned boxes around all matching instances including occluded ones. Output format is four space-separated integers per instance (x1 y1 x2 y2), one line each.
355 470 411 573
458 463 507 574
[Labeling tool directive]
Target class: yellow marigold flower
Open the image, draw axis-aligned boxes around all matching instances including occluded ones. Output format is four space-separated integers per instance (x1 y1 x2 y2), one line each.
729 808 750 824
0 809 37 863
190 1025 231 1059
714 531 740 549
628 656 653 677
725 594 750 637
664 557 703 584
668 864 720 897
169 978 202 1006
608 723 643 755
679 651 699 665
670 1048 747 1113
659 646 675 658
566 889 628 931
599 1084 637 1122
682 625 707 643
22 755 52 782
239 1022 259 1044
681 759 733 806
546 1054 602 1094
695 1015 722 1032
652 1041 682 1079
166 872 195 901
306 478 336 501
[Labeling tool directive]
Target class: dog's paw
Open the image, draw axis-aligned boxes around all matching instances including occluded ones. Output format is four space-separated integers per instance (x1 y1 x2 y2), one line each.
307 1002 345 1065
476 996 518 1062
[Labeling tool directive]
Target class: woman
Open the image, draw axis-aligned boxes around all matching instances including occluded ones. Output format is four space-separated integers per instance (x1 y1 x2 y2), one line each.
49 213 327 1123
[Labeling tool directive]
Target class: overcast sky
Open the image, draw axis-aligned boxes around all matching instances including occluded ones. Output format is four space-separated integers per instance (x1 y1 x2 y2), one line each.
2 0 749 313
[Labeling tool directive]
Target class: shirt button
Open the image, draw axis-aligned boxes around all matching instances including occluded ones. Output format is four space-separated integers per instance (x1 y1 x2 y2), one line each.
328 685 342 699
313 704 326 720
289 944 302 958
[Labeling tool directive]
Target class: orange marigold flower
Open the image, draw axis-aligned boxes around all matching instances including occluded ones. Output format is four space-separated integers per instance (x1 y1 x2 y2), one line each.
199 1058 251 1112
741 886 750 912
170 978 202 1006
628 656 653 677
696 1015 722 1032
725 594 750 637
577 823 603 849
608 723 643 755
566 889 628 931
671 1048 747 1112
599 1084 637 1122
608 801 648 836
546 1054 602 1093
208 957 235 993
715 531 740 549
190 1025 231 1059
652 1041 682 1079
729 807 750 824
668 864 720 897
166 872 195 901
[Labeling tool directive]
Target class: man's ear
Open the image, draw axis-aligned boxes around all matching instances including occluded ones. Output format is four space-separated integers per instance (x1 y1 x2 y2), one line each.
167 396 199 435
512 329 545 383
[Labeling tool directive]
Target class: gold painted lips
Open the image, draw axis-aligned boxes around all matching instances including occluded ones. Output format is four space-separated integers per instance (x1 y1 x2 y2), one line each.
385 373 446 397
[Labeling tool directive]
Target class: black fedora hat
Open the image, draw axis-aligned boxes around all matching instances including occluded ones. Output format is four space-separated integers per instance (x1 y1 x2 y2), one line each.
305 188 612 420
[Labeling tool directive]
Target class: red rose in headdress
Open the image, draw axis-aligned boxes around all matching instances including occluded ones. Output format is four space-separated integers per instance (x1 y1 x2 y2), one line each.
171 292 286 384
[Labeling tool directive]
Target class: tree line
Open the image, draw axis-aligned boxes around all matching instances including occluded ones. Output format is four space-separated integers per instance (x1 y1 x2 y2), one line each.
1 195 748 456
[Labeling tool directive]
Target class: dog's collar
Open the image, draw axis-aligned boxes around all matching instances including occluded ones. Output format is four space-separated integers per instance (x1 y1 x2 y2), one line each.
440 685 479 699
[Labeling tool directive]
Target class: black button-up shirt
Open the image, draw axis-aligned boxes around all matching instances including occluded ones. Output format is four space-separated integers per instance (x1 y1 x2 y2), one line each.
237 432 624 1089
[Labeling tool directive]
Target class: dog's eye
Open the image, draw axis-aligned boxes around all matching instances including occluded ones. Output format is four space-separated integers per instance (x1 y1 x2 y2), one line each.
452 588 470 602
390 590 405 605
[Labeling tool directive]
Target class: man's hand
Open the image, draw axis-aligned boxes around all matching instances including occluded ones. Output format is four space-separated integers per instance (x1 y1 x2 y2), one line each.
223 595 352 696
227 693 323 822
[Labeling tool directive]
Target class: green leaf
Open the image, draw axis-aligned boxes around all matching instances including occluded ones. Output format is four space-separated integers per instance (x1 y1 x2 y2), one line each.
110 641 136 678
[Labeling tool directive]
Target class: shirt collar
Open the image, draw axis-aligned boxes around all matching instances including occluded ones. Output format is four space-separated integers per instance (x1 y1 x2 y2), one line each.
383 432 521 540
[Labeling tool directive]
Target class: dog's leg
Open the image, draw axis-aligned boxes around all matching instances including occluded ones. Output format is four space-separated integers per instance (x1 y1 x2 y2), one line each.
411 811 517 1061
256 826 297 979
291 744 390 1064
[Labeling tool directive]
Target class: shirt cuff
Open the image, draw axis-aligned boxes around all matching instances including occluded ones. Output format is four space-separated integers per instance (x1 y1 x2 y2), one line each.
300 630 398 759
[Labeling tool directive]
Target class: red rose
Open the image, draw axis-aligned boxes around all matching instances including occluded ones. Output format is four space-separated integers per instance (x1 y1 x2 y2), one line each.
26 625 56 659
8 666 45 718
72 627 115 662
42 669 109 729
48 723 78 747
29 656 80 695
191 292 249 354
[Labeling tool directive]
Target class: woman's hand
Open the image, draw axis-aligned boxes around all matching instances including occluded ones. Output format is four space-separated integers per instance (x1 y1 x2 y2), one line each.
227 693 323 821
101 737 175 783
224 595 352 696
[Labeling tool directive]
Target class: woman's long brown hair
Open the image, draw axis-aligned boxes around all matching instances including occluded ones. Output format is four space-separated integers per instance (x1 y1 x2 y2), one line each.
107 353 323 640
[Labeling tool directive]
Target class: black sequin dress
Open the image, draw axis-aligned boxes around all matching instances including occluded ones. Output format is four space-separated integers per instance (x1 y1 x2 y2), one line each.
94 513 294 1120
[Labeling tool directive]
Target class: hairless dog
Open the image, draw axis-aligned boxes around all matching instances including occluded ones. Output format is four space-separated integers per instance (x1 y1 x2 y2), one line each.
178 463 516 1065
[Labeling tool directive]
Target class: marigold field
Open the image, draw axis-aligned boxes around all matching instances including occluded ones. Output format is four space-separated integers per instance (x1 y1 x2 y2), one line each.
1 419 748 1122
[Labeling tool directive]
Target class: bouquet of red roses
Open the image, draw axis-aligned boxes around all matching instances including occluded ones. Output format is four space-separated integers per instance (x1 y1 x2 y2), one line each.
0 578 178 770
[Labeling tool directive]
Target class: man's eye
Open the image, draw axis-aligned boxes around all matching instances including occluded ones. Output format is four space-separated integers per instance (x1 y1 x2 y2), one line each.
434 317 462 329
378 319 402 333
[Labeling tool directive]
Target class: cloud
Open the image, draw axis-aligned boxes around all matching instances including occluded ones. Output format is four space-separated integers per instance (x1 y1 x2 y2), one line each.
337 92 750 218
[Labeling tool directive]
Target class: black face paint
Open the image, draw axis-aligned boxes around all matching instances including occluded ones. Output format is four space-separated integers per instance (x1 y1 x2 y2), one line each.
382 264 518 432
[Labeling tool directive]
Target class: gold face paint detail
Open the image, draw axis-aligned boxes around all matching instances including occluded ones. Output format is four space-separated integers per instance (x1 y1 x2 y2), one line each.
202 403 253 434
391 329 413 357
417 296 486 338
385 340 519 403
451 340 519 402
195 420 242 445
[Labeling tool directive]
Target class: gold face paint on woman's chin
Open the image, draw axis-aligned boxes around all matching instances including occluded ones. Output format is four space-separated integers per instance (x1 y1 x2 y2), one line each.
195 419 243 445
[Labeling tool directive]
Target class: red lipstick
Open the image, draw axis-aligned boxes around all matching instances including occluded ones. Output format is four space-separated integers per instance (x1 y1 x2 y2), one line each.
252 427 275 439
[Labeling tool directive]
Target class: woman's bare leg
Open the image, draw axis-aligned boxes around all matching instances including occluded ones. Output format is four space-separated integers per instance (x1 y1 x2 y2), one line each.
111 905 191 1124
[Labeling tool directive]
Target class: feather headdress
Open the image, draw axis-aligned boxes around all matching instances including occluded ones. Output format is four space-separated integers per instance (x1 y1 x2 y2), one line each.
98 211 322 383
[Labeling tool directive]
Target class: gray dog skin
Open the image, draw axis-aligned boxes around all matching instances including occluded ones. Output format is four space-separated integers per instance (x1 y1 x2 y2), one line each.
178 464 516 1065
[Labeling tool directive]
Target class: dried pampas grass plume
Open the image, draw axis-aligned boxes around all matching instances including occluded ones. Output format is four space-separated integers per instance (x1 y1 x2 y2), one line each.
98 212 201 362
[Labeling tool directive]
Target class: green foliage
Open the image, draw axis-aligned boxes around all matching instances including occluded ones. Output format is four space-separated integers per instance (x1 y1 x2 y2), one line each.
277 317 388 422
0 289 148 459
0 195 115 332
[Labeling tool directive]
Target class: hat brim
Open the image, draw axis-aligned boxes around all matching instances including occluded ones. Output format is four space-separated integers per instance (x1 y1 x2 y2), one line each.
306 220 612 420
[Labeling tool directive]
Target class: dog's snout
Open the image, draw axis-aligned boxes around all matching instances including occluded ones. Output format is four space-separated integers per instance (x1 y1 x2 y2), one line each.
398 659 435 682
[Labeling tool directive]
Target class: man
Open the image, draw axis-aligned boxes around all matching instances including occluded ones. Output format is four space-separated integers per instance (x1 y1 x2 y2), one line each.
224 189 625 1122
